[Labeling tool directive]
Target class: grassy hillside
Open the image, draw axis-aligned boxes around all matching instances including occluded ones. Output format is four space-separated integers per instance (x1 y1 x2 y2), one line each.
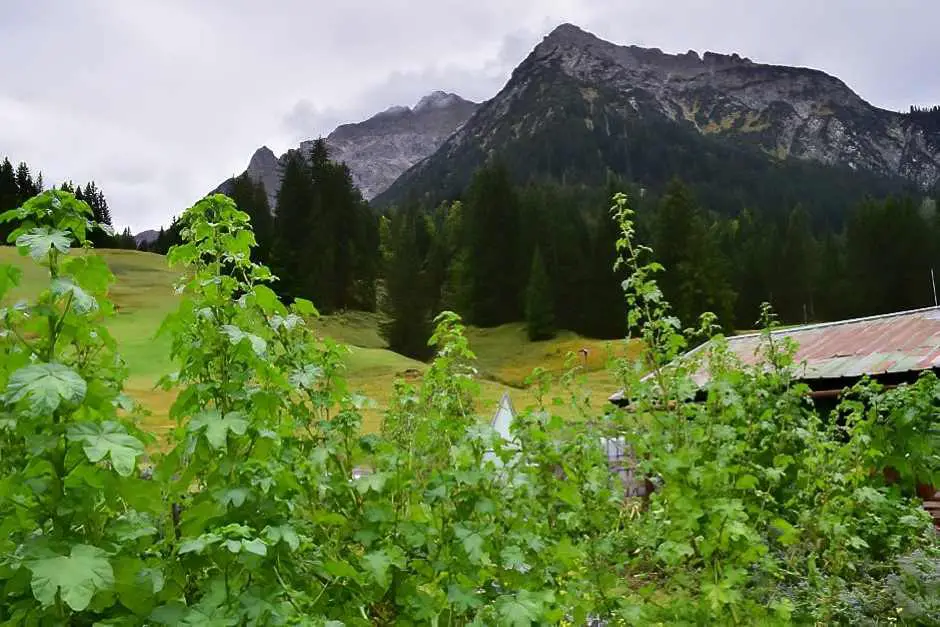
1 246 635 439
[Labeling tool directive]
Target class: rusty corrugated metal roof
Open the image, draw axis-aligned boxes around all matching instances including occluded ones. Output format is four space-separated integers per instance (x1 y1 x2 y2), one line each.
715 306 940 381
610 306 940 402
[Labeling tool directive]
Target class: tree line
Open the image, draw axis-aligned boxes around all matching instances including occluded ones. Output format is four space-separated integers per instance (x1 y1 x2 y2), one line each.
87 143 940 360
0 155 136 249
144 140 379 314
379 164 940 357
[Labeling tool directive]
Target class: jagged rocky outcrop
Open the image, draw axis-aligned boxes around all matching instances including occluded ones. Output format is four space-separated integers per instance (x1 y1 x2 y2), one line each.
377 23 940 206
133 229 160 246
215 91 478 209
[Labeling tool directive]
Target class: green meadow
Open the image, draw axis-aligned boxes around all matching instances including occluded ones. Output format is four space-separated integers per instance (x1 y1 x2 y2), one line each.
1 246 637 440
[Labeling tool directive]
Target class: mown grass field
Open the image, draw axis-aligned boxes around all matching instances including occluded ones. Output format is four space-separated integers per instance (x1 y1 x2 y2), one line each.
1 247 638 440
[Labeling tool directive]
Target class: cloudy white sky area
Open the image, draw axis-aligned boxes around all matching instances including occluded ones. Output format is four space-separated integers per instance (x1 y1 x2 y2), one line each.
1 1 938 232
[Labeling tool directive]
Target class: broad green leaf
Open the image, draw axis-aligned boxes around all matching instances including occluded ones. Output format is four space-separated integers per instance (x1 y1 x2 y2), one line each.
770 518 799 546
448 584 483 612
27 544 114 611
3 363 86 416
497 594 541 627
0 207 23 224
735 474 759 490
500 545 528 571
187 410 248 449
110 510 159 542
264 524 300 551
292 298 318 316
289 364 323 390
355 471 387 494
655 540 695 564
62 255 114 294
362 550 392 589
51 277 98 314
179 534 221 555
216 487 251 508
16 227 72 260
68 421 144 476
113 393 135 412
221 325 266 356
322 560 358 580
251 285 281 314
552 537 581 568
461 532 487 564
242 538 267 556
0 264 22 300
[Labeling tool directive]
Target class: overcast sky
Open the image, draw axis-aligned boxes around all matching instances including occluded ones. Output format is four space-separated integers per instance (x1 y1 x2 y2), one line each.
1 1 937 232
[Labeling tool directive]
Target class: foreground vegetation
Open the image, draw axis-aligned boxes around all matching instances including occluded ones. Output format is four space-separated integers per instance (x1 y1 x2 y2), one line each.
1 191 938 624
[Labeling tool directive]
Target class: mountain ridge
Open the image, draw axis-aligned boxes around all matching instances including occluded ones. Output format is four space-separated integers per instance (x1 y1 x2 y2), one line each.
376 23 939 208
214 91 479 209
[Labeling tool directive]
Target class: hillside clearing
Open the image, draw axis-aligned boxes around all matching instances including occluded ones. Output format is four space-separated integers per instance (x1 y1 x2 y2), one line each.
1 247 636 436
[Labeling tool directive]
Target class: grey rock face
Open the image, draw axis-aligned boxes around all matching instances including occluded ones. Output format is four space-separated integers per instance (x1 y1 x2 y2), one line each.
133 229 160 246
244 146 283 209
529 24 940 187
391 23 939 197
218 92 478 210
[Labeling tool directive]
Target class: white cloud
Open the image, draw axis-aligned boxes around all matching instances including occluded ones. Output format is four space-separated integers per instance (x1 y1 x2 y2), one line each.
0 0 936 232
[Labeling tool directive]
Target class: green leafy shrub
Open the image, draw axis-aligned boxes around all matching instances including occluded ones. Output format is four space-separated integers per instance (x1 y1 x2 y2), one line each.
0 191 936 624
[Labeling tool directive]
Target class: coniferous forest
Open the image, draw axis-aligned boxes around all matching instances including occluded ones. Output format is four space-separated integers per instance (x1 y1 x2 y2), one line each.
9 145 940 361
0 155 136 249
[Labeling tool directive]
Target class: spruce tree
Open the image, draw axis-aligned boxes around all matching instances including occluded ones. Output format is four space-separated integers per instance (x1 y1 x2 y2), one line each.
464 161 521 326
525 246 556 341
379 207 432 359
228 173 273 265
15 162 36 202
0 159 18 242
652 178 735 330
271 152 313 301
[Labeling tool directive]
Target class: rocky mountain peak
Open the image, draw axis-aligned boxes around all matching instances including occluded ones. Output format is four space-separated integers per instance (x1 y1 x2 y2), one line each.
414 91 465 112
541 23 598 47
377 22 940 206
533 23 755 79
245 146 282 209
214 92 479 208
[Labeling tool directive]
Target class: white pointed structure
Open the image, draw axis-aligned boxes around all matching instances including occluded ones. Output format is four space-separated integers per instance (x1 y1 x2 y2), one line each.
490 393 516 442
483 393 519 469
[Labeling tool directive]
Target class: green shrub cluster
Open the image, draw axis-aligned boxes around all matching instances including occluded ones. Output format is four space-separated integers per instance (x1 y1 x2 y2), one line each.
0 191 937 625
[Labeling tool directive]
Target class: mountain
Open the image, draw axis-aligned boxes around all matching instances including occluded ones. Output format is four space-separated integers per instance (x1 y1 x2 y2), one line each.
216 91 478 208
376 24 940 211
133 229 160 246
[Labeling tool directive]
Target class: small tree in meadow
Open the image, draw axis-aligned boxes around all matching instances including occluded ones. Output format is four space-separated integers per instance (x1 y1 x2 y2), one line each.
525 246 555 341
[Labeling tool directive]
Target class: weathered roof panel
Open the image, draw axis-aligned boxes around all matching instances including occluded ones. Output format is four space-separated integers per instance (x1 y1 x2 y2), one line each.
723 306 940 380
610 306 940 402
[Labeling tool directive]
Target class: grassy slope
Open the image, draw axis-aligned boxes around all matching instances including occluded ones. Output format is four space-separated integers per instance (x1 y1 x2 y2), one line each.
2 247 635 437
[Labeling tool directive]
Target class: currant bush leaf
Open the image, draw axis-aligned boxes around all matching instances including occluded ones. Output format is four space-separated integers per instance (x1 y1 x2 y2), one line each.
68 421 145 476
3 363 87 416
27 545 114 611
187 410 249 449
16 227 72 260
51 277 98 314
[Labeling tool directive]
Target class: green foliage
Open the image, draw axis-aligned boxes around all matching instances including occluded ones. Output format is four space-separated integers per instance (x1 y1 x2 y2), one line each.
524 246 555 341
378 205 433 359
0 190 153 623
227 172 274 265
651 179 735 331
271 141 378 312
1 189 936 624
464 161 523 326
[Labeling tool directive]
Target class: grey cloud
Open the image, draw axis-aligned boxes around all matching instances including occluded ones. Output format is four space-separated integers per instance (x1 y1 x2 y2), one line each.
282 100 348 143
0 1 937 232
